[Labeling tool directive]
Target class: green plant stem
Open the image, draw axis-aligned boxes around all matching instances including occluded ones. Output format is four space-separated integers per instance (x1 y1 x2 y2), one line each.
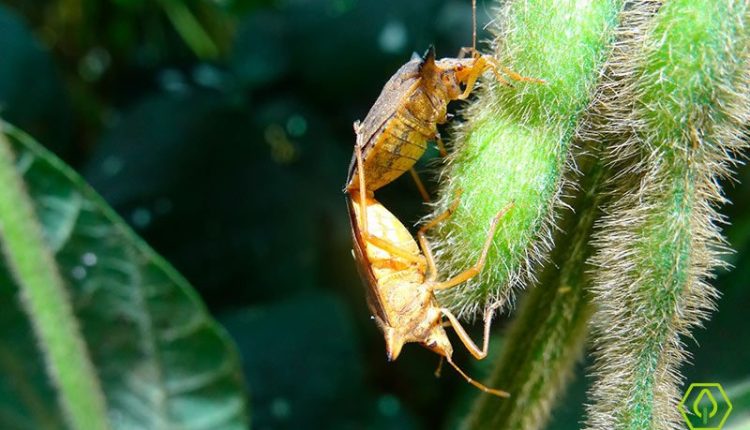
461 154 606 430
585 1 750 428
0 128 110 430
431 0 623 317
160 0 219 59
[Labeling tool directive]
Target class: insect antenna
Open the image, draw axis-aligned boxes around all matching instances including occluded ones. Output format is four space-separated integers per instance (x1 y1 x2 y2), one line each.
434 356 445 377
472 0 477 51
447 357 510 398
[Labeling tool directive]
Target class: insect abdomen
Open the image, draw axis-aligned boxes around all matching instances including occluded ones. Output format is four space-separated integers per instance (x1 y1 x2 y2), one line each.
359 88 445 191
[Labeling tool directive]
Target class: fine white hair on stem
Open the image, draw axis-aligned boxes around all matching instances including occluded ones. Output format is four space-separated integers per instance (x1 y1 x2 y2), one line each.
428 0 618 319
583 1 750 428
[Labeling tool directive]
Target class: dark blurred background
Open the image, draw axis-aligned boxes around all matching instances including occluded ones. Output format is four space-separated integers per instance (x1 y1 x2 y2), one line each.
0 0 747 429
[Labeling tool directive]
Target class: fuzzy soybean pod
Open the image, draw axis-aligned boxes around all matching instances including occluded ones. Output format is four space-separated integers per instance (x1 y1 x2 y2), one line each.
585 1 750 429
461 157 607 430
429 0 623 317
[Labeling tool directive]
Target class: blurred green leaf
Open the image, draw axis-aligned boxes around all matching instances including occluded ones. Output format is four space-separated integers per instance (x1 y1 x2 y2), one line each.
0 122 249 429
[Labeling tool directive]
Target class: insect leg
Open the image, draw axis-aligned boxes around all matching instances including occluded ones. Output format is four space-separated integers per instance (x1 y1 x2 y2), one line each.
440 300 509 397
353 124 425 265
440 302 500 360
408 168 431 203
500 66 546 84
457 55 507 100
482 55 546 84
353 121 369 239
417 194 462 281
435 133 448 157
431 201 514 290
394 108 441 200
365 235 425 265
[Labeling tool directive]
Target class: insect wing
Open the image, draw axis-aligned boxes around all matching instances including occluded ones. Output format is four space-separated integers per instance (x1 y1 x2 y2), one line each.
346 59 422 187
347 197 391 326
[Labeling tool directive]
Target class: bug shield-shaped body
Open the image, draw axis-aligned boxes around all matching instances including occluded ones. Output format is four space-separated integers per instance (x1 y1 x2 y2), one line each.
348 196 453 361
346 47 474 193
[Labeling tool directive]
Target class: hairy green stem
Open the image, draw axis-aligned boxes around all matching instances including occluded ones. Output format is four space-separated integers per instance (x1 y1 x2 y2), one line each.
585 1 750 428
0 127 111 430
431 0 623 317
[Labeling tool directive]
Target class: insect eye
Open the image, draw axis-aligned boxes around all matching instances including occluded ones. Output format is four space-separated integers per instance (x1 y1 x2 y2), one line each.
457 65 464 71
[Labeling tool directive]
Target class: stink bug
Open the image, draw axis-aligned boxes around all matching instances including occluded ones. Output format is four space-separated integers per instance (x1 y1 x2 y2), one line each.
345 0 541 201
348 140 513 397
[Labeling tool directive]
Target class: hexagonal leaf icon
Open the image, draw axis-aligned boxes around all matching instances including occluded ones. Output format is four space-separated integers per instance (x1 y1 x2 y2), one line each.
679 383 733 430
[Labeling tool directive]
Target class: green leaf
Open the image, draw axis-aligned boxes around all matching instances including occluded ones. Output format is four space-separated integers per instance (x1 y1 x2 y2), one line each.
0 122 249 429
